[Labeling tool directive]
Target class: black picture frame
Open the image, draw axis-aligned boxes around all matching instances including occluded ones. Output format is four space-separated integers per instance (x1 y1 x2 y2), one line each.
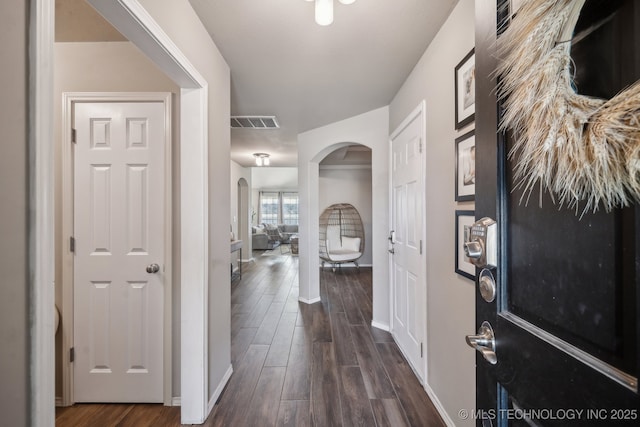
454 48 476 129
455 210 476 280
455 129 475 201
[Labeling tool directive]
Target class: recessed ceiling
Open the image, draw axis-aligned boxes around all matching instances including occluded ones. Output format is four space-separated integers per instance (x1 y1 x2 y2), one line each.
320 145 372 166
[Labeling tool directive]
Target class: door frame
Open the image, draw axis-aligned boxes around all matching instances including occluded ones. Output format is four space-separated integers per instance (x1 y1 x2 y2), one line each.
388 100 428 383
61 92 173 405
33 0 213 424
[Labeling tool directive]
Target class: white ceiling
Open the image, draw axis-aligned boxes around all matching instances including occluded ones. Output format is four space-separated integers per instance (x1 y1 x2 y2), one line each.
189 0 457 167
57 0 457 167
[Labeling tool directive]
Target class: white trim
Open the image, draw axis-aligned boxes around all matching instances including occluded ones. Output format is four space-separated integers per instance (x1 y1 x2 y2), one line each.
371 321 390 332
388 100 428 385
30 0 55 424
207 365 233 414
60 94 73 407
424 382 456 427
87 0 206 88
179 86 209 424
162 94 174 406
172 397 181 406
68 1 210 423
61 92 173 406
55 397 63 407
298 296 322 305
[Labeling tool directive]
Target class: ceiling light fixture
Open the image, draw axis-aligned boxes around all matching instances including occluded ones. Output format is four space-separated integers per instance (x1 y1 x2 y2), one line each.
253 153 270 167
305 0 356 26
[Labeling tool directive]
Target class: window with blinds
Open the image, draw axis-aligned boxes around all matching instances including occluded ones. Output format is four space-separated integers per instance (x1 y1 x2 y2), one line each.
259 192 279 225
259 191 299 225
282 192 299 225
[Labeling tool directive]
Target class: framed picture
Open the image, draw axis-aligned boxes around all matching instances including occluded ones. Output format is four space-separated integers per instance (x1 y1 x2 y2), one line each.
454 48 475 129
455 129 475 201
455 210 476 280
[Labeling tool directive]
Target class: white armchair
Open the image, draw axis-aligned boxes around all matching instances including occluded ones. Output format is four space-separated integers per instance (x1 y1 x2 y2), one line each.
322 224 362 271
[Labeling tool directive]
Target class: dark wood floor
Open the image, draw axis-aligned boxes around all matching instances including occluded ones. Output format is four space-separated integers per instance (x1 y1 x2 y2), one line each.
56 248 444 426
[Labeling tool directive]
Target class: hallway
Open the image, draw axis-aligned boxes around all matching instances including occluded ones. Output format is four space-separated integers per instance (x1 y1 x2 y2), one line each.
56 250 444 426
210 250 444 426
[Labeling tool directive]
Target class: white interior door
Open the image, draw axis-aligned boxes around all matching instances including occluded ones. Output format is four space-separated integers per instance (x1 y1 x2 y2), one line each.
390 109 425 381
73 101 165 402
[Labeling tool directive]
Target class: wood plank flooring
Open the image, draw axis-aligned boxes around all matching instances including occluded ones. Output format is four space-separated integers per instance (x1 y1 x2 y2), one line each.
56 249 444 426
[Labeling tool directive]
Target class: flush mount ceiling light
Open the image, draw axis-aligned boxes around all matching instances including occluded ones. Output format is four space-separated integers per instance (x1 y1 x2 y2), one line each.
253 153 270 167
304 0 356 26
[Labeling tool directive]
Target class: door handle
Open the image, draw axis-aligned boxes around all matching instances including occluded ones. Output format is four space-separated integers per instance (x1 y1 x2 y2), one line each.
465 321 497 364
464 241 483 259
146 263 160 274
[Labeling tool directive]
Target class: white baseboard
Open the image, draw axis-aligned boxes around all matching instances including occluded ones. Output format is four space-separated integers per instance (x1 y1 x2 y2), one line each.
424 382 456 427
298 296 321 304
171 397 181 406
208 364 233 414
371 320 390 331
55 397 63 407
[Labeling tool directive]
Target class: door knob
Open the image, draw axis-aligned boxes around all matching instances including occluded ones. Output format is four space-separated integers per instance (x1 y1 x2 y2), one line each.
465 321 497 364
146 263 160 274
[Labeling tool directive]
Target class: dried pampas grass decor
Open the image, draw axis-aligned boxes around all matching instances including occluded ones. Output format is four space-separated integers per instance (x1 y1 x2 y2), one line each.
497 0 640 214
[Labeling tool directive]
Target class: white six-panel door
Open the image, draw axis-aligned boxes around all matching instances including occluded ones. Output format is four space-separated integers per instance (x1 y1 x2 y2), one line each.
73 101 165 402
390 109 425 382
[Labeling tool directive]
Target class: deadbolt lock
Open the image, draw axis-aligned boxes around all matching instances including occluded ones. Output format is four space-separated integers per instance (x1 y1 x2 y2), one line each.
479 269 496 303
464 217 497 269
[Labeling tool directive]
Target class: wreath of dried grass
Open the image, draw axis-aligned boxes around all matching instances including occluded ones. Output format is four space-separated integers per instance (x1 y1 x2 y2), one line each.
497 0 640 214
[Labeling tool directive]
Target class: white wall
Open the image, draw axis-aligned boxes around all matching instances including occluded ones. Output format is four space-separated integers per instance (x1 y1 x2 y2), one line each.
319 166 373 266
298 106 389 327
137 0 232 407
53 41 181 397
251 167 298 190
389 0 476 425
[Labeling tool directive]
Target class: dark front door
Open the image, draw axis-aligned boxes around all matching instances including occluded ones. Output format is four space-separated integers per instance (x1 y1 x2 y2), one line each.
473 0 639 425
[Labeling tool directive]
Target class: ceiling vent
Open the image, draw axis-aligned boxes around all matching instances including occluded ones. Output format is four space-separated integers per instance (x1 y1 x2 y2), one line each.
230 116 279 129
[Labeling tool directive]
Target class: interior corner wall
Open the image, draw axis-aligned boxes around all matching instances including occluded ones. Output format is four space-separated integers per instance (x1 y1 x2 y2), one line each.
53 40 181 399
231 160 252 256
0 1 29 424
298 106 389 324
319 167 373 266
137 0 232 404
388 0 475 425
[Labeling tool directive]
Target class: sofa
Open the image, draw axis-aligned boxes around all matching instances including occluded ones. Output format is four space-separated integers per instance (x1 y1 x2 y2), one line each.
252 223 298 250
278 224 299 243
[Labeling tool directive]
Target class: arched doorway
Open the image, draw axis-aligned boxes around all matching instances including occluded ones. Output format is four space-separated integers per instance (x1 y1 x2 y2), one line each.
297 107 390 329
318 144 373 270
